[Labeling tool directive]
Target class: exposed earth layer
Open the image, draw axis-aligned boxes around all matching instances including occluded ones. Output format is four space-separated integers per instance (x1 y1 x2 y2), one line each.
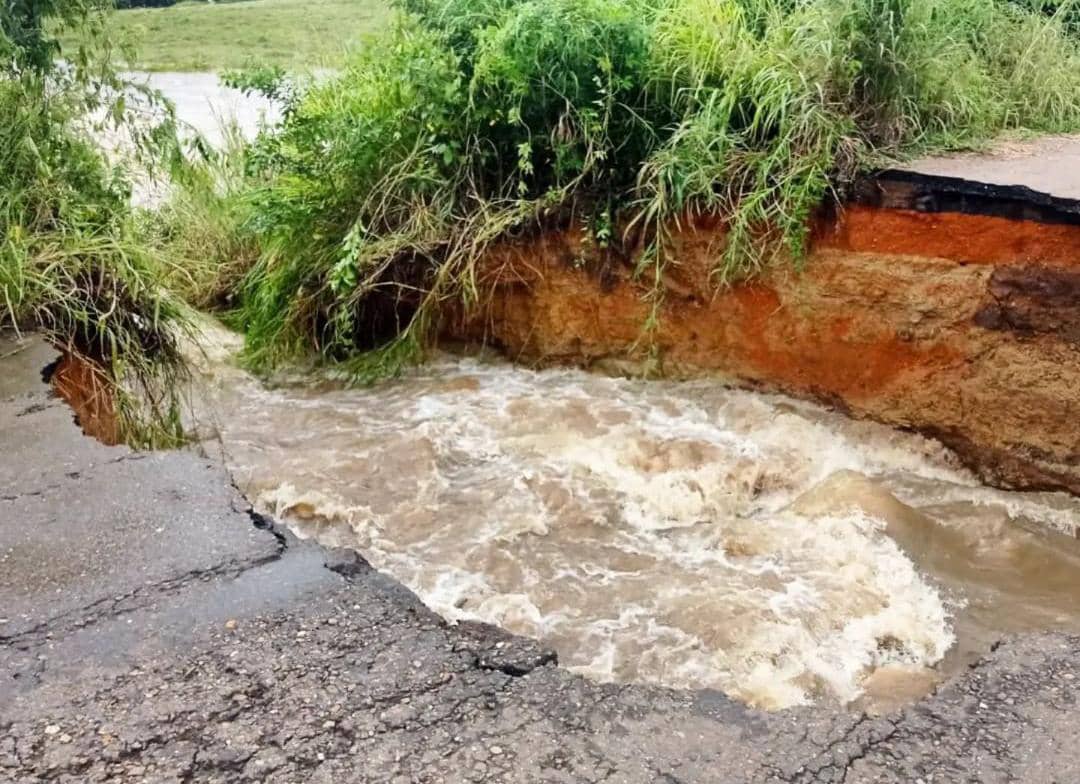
448 142 1080 496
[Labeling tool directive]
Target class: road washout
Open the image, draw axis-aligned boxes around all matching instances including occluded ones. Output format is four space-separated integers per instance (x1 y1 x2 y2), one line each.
7 331 1080 782
190 323 1080 713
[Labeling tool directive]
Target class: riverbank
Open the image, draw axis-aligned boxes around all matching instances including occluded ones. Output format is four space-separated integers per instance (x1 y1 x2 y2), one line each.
4 333 1080 781
449 134 1080 499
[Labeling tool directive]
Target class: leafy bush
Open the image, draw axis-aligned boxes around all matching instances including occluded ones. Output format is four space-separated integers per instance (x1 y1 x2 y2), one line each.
1 1 190 446
223 0 1080 378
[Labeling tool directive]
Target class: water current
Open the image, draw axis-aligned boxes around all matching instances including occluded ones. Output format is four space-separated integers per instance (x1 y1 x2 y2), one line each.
193 328 1080 712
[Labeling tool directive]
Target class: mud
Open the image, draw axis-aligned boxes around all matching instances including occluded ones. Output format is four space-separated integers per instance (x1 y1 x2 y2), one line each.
974 264 1080 342
48 352 120 446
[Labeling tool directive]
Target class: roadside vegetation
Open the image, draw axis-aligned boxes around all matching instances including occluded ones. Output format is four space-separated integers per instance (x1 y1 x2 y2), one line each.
8 0 1080 437
60 0 391 71
183 0 1080 380
145 125 261 311
1 0 189 446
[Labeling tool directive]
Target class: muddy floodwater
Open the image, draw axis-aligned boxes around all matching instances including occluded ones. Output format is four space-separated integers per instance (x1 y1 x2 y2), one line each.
193 329 1080 712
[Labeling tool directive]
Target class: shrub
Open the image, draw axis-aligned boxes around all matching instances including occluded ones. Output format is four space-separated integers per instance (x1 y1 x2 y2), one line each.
1 0 190 446
225 0 1080 379
115 0 177 8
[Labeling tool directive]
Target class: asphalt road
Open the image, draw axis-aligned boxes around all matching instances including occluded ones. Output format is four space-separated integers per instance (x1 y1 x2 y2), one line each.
2 333 1079 783
904 134 1080 201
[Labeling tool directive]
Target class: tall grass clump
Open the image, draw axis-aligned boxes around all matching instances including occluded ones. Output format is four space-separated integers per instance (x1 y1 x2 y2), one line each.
237 0 661 377
230 0 1080 378
1 1 190 446
142 124 261 313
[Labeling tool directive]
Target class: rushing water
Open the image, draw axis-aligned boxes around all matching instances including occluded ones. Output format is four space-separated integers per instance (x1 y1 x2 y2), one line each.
193 327 1080 712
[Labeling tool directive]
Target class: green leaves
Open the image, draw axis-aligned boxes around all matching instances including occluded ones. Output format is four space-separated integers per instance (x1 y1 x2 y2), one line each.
1 0 107 75
229 0 1080 379
1 0 192 447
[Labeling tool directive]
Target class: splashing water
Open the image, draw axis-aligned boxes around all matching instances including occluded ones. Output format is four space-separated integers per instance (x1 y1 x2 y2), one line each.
192 327 1080 711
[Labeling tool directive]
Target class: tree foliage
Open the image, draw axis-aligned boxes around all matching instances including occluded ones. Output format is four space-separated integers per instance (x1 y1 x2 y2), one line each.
115 0 177 8
1 0 99 73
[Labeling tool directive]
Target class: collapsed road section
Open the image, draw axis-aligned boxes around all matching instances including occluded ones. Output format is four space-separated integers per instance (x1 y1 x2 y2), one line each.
3 333 1080 782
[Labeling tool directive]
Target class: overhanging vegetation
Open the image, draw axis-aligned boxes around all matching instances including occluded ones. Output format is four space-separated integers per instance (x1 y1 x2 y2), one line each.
207 0 1080 380
1 0 190 446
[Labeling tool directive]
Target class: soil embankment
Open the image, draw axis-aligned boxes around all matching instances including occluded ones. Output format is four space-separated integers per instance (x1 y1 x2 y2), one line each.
448 137 1080 496
49 352 120 445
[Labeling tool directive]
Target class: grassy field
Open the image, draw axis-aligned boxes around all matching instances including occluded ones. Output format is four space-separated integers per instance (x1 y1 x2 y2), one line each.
71 0 391 71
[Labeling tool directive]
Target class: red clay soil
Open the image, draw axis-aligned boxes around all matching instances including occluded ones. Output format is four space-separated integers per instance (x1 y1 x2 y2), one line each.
50 352 120 446
446 206 1080 495
823 205 1080 267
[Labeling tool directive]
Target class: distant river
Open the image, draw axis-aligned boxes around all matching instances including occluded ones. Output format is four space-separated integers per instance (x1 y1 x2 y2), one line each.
126 71 280 146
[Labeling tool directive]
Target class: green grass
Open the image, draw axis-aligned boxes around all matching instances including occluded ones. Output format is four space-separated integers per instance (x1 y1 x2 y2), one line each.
151 0 1080 383
143 124 261 312
62 0 392 71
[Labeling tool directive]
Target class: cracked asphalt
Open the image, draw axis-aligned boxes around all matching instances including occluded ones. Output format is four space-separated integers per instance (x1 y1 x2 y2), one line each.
2 333 1079 783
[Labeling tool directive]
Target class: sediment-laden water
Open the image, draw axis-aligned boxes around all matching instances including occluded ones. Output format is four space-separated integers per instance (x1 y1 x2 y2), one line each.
193 328 1080 711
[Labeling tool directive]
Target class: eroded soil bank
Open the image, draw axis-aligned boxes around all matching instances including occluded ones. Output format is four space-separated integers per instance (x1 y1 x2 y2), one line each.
447 168 1080 497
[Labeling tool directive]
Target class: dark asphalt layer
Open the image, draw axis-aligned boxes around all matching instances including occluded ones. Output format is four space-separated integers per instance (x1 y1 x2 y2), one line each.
2 333 1079 783
903 134 1080 201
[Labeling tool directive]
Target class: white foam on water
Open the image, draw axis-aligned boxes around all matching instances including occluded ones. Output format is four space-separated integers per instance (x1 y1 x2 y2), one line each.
190 330 1080 710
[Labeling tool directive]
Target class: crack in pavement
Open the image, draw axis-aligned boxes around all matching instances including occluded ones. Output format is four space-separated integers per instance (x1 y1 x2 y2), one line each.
0 547 284 649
